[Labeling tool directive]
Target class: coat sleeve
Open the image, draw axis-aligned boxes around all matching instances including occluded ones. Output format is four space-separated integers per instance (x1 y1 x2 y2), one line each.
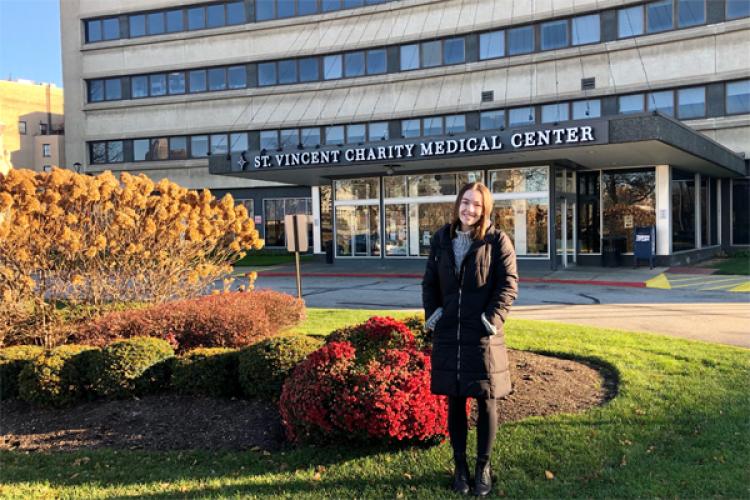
421 234 442 319
484 231 518 327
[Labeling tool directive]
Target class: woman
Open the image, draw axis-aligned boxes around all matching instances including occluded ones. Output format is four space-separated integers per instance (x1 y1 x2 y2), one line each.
422 182 518 496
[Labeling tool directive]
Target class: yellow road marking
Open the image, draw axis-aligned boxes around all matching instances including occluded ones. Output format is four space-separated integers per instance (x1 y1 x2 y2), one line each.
729 282 750 293
670 277 747 289
666 276 715 283
700 280 750 291
645 273 671 289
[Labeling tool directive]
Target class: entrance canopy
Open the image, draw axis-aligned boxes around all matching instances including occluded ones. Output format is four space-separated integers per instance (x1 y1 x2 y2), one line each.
209 114 747 186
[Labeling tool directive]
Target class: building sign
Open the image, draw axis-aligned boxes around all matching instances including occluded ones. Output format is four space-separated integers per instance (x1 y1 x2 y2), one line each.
239 124 603 171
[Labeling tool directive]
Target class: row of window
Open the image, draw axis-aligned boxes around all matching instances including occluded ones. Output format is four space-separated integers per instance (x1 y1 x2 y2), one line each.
85 0 750 103
88 79 750 164
85 0 395 43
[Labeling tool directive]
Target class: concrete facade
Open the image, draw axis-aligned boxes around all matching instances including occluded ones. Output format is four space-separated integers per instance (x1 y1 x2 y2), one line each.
0 80 65 172
61 0 750 263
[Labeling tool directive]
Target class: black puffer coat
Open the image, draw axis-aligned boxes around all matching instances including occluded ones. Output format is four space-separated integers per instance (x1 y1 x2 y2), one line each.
422 224 518 399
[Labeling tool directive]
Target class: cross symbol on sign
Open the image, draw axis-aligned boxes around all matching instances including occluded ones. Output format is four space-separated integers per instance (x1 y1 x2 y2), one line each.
237 152 248 170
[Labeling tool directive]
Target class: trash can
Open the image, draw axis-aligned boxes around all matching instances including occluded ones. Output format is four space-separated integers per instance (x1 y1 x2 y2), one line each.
324 240 334 264
602 236 626 267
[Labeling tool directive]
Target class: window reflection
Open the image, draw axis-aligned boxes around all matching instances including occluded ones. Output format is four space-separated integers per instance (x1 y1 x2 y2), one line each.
602 169 656 252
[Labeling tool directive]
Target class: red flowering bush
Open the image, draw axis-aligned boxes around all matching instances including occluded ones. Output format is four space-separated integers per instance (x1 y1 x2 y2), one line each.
71 290 305 353
279 316 448 445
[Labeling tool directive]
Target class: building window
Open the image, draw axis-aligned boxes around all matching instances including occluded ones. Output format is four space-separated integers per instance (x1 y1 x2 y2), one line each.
602 169 656 253
542 103 569 123
264 198 312 248
169 137 188 159
260 131 278 150
572 14 600 45
726 79 750 114
147 11 166 34
18 121 26 135
489 167 549 256
648 90 675 116
236 198 254 218
208 68 227 91
443 37 465 65
541 19 569 50
334 179 379 257
347 124 366 144
130 15 146 37
422 116 443 136
42 144 51 157
618 93 645 114
166 10 184 32
366 49 387 74
368 122 389 141
480 110 505 130
578 171 601 254
508 25 534 55
149 138 169 160
727 0 750 19
344 52 366 77
323 55 343 80
258 63 277 86
226 65 246 89
677 86 705 119
191 135 209 158
206 3 225 28
508 107 535 127
618 5 644 37
278 60 298 84
86 19 103 42
210 134 229 155
299 58 319 82
677 0 705 28
421 40 442 68
90 142 106 164
672 169 696 251
647 0 674 33
188 7 206 30
133 138 149 161
301 127 321 147
400 44 420 70
445 114 466 134
230 132 248 153
325 126 345 145
131 76 148 98
731 179 750 245
107 141 124 163
189 70 207 92
168 72 186 94
479 30 504 60
401 119 420 138
150 74 167 96
280 129 298 149
572 99 601 119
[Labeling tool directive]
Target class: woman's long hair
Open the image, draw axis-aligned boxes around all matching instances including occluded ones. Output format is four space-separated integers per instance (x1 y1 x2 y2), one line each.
450 182 494 240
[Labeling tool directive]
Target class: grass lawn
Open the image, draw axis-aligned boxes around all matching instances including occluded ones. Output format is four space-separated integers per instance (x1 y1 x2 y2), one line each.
713 255 750 275
232 253 314 267
2 309 748 498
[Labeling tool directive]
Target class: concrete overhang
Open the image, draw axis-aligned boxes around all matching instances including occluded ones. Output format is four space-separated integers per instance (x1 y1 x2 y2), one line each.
209 113 747 186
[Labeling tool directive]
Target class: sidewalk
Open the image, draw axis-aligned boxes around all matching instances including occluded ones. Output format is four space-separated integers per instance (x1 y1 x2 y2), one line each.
235 260 665 288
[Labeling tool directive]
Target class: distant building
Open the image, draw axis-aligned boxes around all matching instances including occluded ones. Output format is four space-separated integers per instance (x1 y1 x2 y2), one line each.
0 80 65 172
61 0 750 268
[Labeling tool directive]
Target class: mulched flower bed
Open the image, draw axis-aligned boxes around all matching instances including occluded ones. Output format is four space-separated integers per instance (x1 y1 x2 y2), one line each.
0 350 616 453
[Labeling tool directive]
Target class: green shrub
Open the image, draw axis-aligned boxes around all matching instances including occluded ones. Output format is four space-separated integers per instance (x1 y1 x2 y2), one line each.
400 313 430 349
17 345 99 407
172 347 240 397
238 335 323 401
0 345 43 400
93 336 174 399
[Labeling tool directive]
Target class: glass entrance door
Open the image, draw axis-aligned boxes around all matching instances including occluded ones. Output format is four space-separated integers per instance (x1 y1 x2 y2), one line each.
555 168 576 268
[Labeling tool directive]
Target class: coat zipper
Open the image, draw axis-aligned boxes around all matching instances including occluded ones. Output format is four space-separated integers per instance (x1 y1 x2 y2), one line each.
457 264 465 384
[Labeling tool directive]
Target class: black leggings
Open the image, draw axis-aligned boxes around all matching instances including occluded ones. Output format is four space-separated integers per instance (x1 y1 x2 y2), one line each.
448 396 497 461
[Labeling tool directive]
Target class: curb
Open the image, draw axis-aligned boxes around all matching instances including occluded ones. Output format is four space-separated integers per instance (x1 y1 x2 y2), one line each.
255 271 647 288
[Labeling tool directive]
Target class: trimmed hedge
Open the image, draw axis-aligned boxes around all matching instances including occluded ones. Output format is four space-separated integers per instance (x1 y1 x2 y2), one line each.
72 291 306 353
0 345 44 400
18 345 99 407
238 335 324 401
172 347 240 398
93 336 174 398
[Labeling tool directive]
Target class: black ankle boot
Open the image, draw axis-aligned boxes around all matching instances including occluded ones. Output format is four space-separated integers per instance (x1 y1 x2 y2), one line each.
473 459 492 496
451 455 470 495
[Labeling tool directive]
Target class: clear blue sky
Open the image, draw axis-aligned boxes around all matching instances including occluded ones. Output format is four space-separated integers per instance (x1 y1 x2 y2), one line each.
0 0 62 87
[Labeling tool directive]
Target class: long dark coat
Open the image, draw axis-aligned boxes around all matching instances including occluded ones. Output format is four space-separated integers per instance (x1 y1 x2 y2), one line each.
422 224 518 400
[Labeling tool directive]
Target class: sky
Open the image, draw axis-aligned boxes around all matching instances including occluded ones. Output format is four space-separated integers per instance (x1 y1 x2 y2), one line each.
0 0 63 87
